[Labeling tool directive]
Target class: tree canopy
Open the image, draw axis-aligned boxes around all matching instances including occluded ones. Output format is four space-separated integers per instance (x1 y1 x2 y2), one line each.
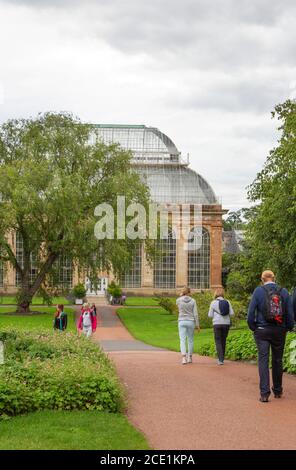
246 100 296 289
0 112 151 312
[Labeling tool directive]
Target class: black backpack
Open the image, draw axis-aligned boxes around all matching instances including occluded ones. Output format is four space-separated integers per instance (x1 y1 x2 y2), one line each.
262 286 284 325
218 299 230 316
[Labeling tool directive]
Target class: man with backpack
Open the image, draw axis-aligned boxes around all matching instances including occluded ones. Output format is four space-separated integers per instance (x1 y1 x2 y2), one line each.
208 288 234 365
248 270 294 402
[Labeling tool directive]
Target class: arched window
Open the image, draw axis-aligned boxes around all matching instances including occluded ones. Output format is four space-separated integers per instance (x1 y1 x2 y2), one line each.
188 227 210 289
154 230 176 289
120 244 142 288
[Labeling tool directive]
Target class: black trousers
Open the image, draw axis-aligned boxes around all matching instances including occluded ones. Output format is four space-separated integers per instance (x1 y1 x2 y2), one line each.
214 325 230 362
254 327 287 396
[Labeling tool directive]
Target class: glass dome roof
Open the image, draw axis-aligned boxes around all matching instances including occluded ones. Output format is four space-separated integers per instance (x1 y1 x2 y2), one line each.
95 125 218 205
136 165 217 204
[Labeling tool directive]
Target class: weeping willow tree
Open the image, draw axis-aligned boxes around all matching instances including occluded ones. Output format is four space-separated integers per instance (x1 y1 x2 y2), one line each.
0 112 152 313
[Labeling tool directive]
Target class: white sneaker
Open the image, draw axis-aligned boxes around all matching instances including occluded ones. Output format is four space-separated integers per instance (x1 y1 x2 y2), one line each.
182 356 187 365
187 355 192 364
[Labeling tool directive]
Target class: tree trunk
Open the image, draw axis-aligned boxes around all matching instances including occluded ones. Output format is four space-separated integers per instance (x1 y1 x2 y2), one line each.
16 251 59 314
16 288 34 314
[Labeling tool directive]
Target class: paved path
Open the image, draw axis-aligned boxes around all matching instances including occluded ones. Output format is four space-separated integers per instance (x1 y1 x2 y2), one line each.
93 307 296 450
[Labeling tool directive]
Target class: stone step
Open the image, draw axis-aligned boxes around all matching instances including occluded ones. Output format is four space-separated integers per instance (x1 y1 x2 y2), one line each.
86 296 109 306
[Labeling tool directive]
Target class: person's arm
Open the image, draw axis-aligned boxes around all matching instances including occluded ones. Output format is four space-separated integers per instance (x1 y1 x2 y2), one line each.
92 313 97 331
228 301 234 317
193 300 200 328
78 315 83 330
283 290 294 331
247 289 259 331
208 301 214 318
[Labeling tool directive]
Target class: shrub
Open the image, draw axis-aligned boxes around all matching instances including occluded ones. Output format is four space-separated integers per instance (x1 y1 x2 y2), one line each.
196 329 296 374
0 329 124 418
73 284 87 299
155 296 177 315
107 282 122 298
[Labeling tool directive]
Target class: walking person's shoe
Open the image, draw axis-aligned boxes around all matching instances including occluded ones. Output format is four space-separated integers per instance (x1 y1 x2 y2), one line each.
259 395 269 403
272 388 283 398
182 356 187 365
187 355 192 364
217 360 224 365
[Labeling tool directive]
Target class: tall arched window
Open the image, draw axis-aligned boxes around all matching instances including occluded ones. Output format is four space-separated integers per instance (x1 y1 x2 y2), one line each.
154 230 176 289
188 227 210 289
120 244 142 288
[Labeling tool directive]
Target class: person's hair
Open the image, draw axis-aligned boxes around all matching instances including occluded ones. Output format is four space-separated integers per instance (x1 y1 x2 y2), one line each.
83 302 90 309
182 286 191 296
55 304 64 317
214 288 225 299
261 270 275 282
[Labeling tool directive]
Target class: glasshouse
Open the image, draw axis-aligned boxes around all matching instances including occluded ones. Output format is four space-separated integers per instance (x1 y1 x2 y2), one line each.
0 125 226 297
94 125 225 295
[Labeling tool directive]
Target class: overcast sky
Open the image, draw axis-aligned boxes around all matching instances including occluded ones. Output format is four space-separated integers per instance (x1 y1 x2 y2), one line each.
0 0 295 210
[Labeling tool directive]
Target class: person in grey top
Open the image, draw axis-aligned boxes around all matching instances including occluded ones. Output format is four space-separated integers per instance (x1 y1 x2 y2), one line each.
176 287 200 365
208 287 234 365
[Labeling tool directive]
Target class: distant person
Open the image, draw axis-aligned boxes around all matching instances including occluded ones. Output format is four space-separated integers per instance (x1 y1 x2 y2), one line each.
121 293 126 305
208 288 234 365
91 303 97 316
78 302 97 338
176 287 200 365
53 304 67 331
248 270 294 402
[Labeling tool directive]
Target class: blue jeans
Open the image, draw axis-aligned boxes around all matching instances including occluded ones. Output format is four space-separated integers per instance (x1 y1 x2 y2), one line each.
178 320 195 355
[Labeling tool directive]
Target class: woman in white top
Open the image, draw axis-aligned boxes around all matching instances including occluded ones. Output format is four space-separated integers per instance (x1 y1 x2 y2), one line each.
208 288 234 365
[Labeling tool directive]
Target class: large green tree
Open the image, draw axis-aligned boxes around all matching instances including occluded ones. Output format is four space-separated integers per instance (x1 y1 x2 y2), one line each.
0 113 151 313
247 100 296 288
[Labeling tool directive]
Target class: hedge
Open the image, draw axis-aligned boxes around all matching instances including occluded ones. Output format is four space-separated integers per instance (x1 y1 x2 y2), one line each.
0 330 124 419
197 329 296 374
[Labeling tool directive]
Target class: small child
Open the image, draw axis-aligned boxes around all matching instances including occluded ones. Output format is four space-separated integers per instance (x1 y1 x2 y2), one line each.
53 304 68 331
78 303 97 337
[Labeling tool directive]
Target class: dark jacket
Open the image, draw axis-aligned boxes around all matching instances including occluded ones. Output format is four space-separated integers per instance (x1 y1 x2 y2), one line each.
248 282 294 331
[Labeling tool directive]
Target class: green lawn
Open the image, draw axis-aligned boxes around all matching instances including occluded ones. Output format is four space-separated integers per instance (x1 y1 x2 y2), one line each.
0 306 76 331
125 296 164 306
0 410 150 450
117 307 247 352
0 296 71 305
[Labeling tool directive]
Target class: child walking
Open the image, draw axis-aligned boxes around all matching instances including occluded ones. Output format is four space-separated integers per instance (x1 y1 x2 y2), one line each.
78 302 97 337
53 304 68 331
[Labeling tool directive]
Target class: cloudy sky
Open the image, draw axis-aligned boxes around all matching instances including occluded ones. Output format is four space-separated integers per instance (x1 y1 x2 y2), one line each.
0 0 295 210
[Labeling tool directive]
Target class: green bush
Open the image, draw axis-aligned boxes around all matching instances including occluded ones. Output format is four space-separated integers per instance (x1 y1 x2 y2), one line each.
73 284 87 299
197 329 296 374
155 296 177 315
0 330 124 418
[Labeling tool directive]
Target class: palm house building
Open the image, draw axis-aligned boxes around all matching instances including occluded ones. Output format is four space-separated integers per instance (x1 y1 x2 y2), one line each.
92 125 226 296
0 125 226 298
